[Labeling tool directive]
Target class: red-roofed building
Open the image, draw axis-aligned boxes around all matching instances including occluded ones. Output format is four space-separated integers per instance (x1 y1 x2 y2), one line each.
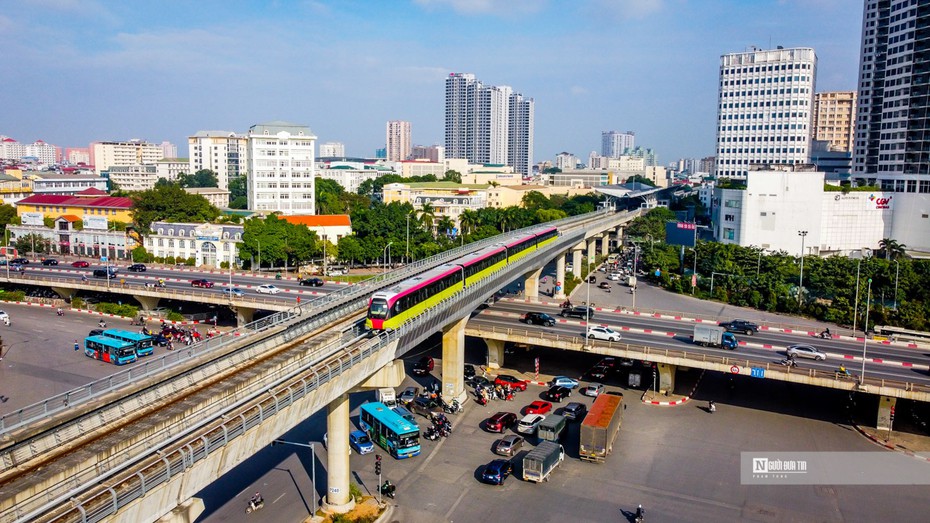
15 193 133 221
282 214 352 243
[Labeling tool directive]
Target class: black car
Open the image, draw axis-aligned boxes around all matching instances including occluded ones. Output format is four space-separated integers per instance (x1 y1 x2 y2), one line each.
41 258 58 266
719 319 760 335
88 329 104 337
464 363 476 379
299 277 324 287
480 459 513 485
560 306 595 320
562 402 587 421
409 396 442 417
468 375 491 388
545 385 572 403
523 312 556 326
127 263 147 272
10 258 28 265
93 268 117 278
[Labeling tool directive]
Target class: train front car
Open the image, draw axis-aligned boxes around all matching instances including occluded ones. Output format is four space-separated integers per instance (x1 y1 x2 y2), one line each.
366 263 463 332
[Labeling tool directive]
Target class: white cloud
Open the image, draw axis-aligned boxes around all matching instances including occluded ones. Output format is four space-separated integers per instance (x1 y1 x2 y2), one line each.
590 0 664 19
570 85 589 96
413 0 544 15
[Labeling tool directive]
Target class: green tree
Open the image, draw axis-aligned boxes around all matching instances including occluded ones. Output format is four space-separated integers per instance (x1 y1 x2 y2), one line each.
228 175 248 209
459 209 480 237
177 169 219 188
0 204 20 237
878 238 907 260
131 184 221 232
625 207 676 242
443 170 462 183
436 216 456 237
14 233 51 255
521 191 551 211
542 167 562 174
239 214 319 269
419 202 436 233
625 175 657 187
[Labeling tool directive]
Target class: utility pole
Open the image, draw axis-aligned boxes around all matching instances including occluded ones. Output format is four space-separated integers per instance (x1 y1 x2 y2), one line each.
797 230 808 307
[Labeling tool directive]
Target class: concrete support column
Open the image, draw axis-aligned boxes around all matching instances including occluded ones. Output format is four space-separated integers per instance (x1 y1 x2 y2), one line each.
134 294 161 311
157 498 205 523
234 306 256 327
876 395 897 431
322 393 356 514
571 249 582 278
586 240 596 271
657 363 676 394
616 226 624 249
524 267 542 299
441 316 469 403
50 286 75 301
601 234 610 256
554 255 566 300
486 338 505 369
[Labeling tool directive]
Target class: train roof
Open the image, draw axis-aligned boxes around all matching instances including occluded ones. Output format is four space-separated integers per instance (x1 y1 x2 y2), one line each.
372 263 460 299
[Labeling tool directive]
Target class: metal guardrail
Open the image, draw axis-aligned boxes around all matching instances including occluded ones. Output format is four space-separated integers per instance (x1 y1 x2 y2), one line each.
7 208 632 523
466 324 930 394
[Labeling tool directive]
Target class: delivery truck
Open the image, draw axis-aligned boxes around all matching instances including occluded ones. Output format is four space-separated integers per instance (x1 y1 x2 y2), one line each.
579 393 623 463
692 324 738 350
523 440 565 482
537 414 567 443
377 387 397 408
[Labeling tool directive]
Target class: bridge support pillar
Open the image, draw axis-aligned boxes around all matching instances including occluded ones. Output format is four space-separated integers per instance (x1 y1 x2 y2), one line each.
234 306 256 327
356 360 406 389
586 240 596 270
156 498 204 523
657 363 676 394
876 395 897 431
135 294 161 311
616 226 624 247
601 234 610 256
50 286 74 301
554 255 566 300
571 248 582 278
441 316 468 403
322 392 356 515
523 267 542 299
485 338 505 370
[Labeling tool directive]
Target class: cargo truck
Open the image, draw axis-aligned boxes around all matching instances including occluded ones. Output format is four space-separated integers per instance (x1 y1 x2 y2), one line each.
377 387 397 408
522 441 565 482
579 393 623 463
692 324 738 350
537 414 567 442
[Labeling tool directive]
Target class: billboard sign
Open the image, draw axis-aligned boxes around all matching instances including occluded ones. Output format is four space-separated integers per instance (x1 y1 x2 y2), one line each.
665 221 697 247
20 212 44 226
83 215 109 230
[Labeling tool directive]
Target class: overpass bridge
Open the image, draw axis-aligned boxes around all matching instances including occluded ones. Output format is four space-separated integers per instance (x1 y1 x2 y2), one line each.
0 208 641 523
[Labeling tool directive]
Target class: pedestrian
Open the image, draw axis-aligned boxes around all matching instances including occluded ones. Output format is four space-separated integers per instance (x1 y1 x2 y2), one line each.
73 339 80 351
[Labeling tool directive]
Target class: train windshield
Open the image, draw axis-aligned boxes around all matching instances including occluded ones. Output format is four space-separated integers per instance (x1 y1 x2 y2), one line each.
369 298 389 319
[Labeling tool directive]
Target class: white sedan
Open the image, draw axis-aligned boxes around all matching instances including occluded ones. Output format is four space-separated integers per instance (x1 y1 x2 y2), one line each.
256 284 281 295
586 326 622 342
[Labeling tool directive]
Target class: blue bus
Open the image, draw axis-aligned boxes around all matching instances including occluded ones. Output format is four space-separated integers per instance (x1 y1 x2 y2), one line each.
359 402 420 459
102 329 154 357
84 336 137 365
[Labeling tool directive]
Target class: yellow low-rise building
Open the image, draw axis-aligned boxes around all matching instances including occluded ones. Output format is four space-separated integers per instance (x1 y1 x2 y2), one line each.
15 189 133 222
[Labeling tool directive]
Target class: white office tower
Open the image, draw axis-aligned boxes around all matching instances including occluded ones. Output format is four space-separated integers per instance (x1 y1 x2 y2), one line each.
91 140 165 175
386 121 412 162
445 72 535 176
319 142 345 158
247 121 316 214
188 131 249 190
602 131 635 158
714 46 817 179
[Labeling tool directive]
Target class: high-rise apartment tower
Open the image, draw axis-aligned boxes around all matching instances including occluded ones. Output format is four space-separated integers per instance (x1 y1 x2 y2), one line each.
386 121 411 162
813 91 856 153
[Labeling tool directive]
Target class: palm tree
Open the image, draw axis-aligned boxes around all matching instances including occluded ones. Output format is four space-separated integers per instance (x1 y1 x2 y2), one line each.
878 238 907 260
499 207 519 233
436 216 455 237
418 202 435 235
459 209 479 237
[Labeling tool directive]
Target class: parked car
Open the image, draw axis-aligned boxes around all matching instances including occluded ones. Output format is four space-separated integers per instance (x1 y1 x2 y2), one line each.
464 364 476 379
191 279 214 288
87 328 104 337
256 284 281 294
399 386 419 405
93 268 117 278
597 281 612 292
545 386 572 403
517 413 546 434
560 305 595 320
562 402 587 420
550 376 579 389
493 435 524 457
786 344 827 361
222 287 245 297
522 312 556 326
127 263 147 272
412 356 434 376
299 277 324 287
71 260 89 268
585 365 610 381
486 412 518 433
586 326 622 342
480 459 513 485
10 258 28 265
580 383 605 397
494 374 527 391
409 396 442 417
524 400 552 415
719 319 760 335
348 430 374 454
468 375 491 388
41 258 58 266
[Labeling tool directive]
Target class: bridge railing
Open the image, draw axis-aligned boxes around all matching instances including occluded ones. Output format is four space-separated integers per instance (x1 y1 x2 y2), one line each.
467 324 930 395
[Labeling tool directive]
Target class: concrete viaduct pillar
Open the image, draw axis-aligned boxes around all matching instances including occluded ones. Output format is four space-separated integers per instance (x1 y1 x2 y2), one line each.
134 294 161 311
616 226 624 248
657 363 676 394
523 267 543 299
554 255 566 300
356 360 406 389
234 306 256 327
571 248 583 278
441 316 469 403
601 234 610 256
322 392 356 515
485 339 505 369
877 395 897 431
156 498 205 523
586 240 596 271
50 286 75 301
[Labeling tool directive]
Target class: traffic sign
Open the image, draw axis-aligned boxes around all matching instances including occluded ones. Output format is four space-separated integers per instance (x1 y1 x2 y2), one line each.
730 365 740 374
750 367 765 379
100 256 108 262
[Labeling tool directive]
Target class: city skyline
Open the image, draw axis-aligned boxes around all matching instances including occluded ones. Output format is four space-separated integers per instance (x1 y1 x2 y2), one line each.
1 0 861 166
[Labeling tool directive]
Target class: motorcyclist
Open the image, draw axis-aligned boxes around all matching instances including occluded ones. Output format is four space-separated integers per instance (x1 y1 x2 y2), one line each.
838 365 850 377
381 480 395 498
81 274 87 282
821 327 831 338
98 319 107 328
708 400 716 413
56 307 63 316
635 504 645 522
249 491 263 510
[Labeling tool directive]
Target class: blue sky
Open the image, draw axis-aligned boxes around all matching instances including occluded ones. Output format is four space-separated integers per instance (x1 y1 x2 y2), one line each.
1 0 862 165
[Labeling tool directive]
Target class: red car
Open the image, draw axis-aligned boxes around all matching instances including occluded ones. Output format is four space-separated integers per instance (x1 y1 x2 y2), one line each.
191 279 214 288
524 401 552 415
72 260 89 268
494 374 527 391
486 412 518 433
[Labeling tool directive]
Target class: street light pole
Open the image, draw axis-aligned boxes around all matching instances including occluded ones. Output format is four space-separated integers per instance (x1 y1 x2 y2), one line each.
853 258 861 334
271 440 316 511
893 259 899 311
405 214 410 264
860 278 873 384
257 240 261 273
756 249 762 277
797 230 808 307
382 242 393 273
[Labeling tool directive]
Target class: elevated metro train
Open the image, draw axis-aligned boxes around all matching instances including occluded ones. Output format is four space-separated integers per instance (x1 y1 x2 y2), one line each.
366 226 559 331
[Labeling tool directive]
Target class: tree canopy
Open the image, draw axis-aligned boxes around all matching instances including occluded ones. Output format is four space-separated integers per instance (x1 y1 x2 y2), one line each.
228 175 248 209
238 214 319 269
177 169 219 188
131 184 220 232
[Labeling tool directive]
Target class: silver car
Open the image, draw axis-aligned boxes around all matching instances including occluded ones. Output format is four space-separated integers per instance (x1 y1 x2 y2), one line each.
786 344 827 361
493 434 525 456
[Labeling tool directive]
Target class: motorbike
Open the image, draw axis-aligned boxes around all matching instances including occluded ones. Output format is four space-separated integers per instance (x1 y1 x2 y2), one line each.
708 401 716 413
98 320 107 328
423 427 439 441
56 308 63 316
814 331 832 339
245 498 264 514
442 398 463 414
777 358 798 368
380 481 396 499
476 395 488 406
